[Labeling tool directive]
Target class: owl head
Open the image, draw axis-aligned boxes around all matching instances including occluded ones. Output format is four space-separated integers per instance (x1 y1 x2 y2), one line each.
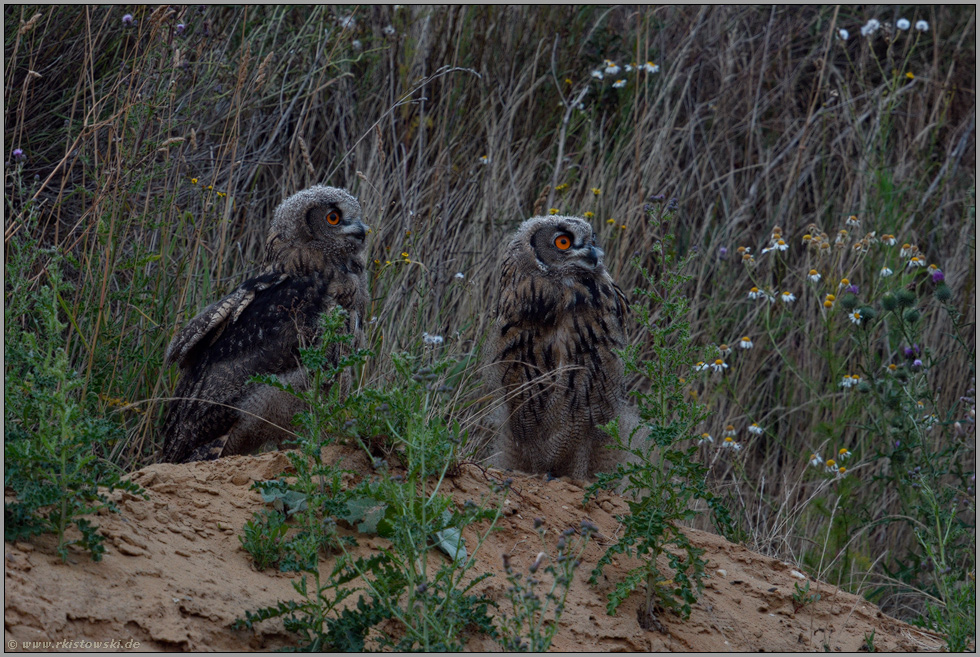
267 185 369 263
508 215 606 277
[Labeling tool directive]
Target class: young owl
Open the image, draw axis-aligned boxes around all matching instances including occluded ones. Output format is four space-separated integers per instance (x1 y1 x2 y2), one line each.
160 185 369 463
486 215 629 480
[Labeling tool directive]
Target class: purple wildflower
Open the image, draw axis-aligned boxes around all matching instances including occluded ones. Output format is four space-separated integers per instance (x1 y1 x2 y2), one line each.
845 284 860 295
122 13 135 26
12 148 25 162
912 359 923 369
718 246 728 259
932 270 945 284
176 23 186 35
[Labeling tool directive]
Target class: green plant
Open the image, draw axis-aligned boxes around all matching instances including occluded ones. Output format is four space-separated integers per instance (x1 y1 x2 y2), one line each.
4 193 144 561
331 356 505 651
909 481 976 652
238 310 506 650
239 508 292 572
791 580 821 614
497 518 595 652
236 554 391 652
863 629 876 652
587 202 735 629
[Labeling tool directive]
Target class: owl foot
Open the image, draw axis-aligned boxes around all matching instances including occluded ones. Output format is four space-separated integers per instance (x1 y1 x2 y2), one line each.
183 435 230 462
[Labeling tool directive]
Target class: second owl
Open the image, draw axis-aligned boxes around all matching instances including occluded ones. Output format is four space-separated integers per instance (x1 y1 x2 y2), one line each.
486 215 629 480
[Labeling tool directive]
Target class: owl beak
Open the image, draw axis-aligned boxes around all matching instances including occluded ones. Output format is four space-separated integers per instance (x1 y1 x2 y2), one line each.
344 222 369 242
583 245 600 268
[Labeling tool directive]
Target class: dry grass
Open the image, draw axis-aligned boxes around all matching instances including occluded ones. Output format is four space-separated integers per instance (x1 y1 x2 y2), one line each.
5 4 975 621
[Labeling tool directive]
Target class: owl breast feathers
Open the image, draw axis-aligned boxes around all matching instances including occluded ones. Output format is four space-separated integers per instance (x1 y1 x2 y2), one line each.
486 215 629 480
160 185 369 463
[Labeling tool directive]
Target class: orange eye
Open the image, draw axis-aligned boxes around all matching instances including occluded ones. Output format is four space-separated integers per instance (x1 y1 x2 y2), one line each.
555 235 572 250
326 211 341 225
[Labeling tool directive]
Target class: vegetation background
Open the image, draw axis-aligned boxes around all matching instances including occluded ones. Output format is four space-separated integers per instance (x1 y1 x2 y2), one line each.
4 3 975 640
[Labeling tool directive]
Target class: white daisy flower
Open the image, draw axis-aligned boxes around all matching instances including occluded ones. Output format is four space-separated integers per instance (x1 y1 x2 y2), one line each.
896 18 910 30
479 155 490 165
748 287 763 300
612 79 627 89
739 336 753 349
808 269 821 283
722 436 741 451
748 423 764 435
591 70 604 80
454 272 464 280
849 310 862 325
643 61 659 74
809 453 823 468
710 359 728 373
383 24 396 36
837 28 849 40
698 432 714 445
603 60 620 76
781 291 796 304
880 266 893 277
915 20 929 32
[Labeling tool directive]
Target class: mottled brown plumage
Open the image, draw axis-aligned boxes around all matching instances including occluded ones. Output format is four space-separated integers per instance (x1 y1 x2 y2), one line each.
485 215 629 480
161 186 368 463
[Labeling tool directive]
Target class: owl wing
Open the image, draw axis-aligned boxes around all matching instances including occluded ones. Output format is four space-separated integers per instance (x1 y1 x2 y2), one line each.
610 279 629 324
164 272 289 370
161 271 353 463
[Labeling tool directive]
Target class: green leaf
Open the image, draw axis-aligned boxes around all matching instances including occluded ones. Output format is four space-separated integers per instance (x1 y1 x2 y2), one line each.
259 487 308 515
342 497 389 535
434 527 466 564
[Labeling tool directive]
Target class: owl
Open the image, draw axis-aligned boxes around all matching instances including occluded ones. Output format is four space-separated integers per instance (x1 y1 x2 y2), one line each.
485 215 630 480
160 185 369 463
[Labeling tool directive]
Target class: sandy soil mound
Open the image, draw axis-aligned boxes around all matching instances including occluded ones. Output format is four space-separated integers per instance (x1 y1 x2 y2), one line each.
4 447 945 652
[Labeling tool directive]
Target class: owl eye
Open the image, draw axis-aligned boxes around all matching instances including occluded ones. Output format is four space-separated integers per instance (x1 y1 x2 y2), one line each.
555 234 572 250
326 210 341 225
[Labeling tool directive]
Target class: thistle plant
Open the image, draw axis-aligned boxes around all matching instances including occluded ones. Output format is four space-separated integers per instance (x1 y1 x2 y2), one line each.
497 518 595 652
587 199 735 629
